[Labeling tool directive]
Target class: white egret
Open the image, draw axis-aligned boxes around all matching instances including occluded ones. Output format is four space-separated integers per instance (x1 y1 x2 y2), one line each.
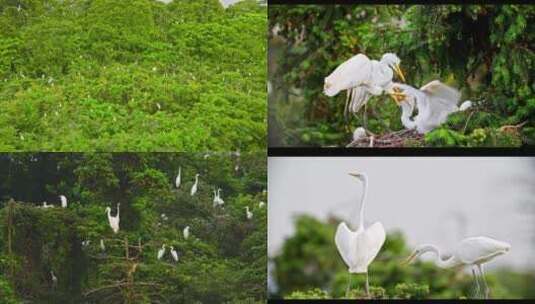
213 189 219 207
245 206 253 220
170 246 178 262
51 271 57 287
324 53 406 116
404 236 511 299
60 195 67 208
157 244 166 260
217 188 224 206
389 81 472 134
259 201 265 208
190 174 199 196
334 172 385 297
82 240 90 247
105 203 120 234
100 239 106 252
183 226 190 240
175 167 181 189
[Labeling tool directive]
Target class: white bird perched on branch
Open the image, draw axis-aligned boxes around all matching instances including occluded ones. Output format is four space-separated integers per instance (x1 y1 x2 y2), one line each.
157 244 166 260
183 226 190 240
216 188 224 206
190 174 199 196
335 172 385 298
258 201 265 208
245 206 253 220
175 167 181 189
60 195 67 208
100 239 106 252
105 203 120 234
324 53 406 117
404 236 510 299
170 246 178 262
389 80 472 134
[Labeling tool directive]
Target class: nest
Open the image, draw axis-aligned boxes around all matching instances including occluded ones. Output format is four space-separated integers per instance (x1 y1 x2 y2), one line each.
346 129 424 147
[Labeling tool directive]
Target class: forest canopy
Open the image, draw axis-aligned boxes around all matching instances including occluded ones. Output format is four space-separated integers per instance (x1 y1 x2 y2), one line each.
268 5 534 147
0 0 267 152
0 152 267 303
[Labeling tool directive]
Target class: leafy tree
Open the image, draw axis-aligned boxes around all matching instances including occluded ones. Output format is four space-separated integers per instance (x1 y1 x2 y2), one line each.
269 5 534 147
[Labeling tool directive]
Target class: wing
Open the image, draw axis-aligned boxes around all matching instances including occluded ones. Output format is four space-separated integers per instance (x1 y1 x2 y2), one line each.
345 86 372 116
362 222 386 265
420 80 460 109
455 237 506 264
335 222 357 268
325 54 372 97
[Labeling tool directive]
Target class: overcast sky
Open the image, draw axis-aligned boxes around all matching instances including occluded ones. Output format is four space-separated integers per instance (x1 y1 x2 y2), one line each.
268 157 535 270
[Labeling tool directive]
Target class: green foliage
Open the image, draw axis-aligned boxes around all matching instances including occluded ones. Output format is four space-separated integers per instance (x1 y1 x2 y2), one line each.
0 0 266 151
0 153 267 303
271 215 533 299
269 5 534 147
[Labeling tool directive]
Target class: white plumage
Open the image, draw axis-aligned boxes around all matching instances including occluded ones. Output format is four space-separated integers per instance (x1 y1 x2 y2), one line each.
324 53 405 115
106 203 120 234
183 226 190 240
334 172 385 297
60 195 67 208
175 167 181 189
157 244 166 260
190 174 199 196
245 206 253 220
170 246 178 262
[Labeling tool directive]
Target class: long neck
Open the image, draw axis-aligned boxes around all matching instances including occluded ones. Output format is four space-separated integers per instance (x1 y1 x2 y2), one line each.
357 175 368 230
425 245 458 268
195 175 198 185
116 205 120 218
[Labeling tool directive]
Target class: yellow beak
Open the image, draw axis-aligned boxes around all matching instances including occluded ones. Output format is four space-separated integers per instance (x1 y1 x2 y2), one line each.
394 64 406 83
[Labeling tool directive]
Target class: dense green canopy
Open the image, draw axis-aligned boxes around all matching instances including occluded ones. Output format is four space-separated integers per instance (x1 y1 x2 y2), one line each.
0 0 267 151
269 5 534 147
0 153 267 303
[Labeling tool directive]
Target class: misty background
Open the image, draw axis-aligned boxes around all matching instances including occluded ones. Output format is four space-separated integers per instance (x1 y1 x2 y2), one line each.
268 157 535 271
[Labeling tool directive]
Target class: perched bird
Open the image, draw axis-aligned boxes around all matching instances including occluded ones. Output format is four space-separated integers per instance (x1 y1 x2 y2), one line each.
170 246 179 262
245 206 253 220
60 195 67 208
190 174 199 196
51 271 58 288
82 240 91 247
106 203 120 234
175 167 181 189
324 53 406 116
389 81 472 133
404 236 511 299
183 226 190 240
335 172 385 297
157 244 167 260
216 188 224 206
259 201 265 208
100 239 106 252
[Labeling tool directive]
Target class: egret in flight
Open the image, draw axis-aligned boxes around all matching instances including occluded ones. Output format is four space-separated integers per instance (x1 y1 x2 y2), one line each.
157 244 166 260
403 236 510 299
183 226 190 240
170 246 178 262
324 53 406 116
175 167 181 189
106 203 120 234
191 174 199 196
60 195 67 208
389 80 472 133
334 172 385 298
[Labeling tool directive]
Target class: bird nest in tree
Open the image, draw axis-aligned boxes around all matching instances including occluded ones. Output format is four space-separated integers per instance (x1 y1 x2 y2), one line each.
346 129 424 148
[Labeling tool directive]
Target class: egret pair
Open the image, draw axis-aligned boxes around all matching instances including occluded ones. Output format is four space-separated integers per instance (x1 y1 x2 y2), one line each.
157 244 179 262
335 171 510 299
324 53 472 135
174 167 200 196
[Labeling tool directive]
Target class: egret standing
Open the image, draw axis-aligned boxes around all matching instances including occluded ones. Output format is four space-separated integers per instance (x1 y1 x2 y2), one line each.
183 226 190 240
106 203 120 234
334 172 386 298
157 244 167 260
245 206 253 220
403 236 510 299
190 174 199 196
175 167 181 189
170 246 178 262
60 195 67 208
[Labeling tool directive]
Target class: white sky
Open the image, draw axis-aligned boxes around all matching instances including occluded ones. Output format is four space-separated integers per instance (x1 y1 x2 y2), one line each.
268 157 535 270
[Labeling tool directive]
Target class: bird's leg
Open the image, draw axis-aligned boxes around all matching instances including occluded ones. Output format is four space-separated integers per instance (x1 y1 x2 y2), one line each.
478 264 490 299
364 272 370 298
472 267 481 299
345 273 352 298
